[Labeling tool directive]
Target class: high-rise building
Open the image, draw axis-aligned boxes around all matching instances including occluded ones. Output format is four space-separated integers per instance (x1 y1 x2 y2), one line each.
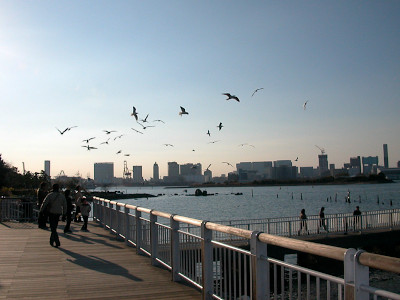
153 162 159 181
204 169 212 182
383 144 389 168
318 154 329 176
168 162 179 177
362 156 379 175
94 162 114 184
132 166 143 183
44 160 50 177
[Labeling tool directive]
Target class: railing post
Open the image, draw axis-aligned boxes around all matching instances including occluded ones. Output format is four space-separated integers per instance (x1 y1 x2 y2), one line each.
201 221 213 300
170 214 181 282
150 210 159 266
354 250 369 299
116 204 121 239
136 207 142 255
390 212 393 230
288 221 292 237
124 204 130 245
103 201 108 230
344 248 357 300
251 231 269 299
109 202 113 231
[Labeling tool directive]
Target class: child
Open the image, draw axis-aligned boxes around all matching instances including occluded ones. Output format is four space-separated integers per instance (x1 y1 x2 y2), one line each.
80 197 91 231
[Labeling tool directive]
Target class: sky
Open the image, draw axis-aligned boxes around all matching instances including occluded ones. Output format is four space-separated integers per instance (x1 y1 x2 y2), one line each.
1 1 399 180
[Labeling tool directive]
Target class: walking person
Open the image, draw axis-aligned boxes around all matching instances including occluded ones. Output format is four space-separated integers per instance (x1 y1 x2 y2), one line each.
74 185 83 222
40 184 67 248
298 208 309 235
37 182 49 229
80 197 91 231
63 189 74 233
318 207 328 233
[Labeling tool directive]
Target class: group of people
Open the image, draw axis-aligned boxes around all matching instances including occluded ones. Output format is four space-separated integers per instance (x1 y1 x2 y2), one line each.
37 182 91 247
297 206 362 235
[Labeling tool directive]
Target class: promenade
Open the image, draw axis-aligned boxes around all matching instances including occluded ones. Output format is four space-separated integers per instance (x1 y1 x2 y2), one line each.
0 221 201 300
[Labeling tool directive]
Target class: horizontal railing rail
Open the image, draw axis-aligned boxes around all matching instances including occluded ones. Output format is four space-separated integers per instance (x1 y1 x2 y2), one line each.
92 197 400 300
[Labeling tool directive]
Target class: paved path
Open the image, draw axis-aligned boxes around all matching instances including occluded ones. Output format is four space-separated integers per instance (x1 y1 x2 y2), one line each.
0 221 201 299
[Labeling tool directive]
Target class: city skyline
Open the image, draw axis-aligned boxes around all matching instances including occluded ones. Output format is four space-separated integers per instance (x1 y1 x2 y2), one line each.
1 1 399 180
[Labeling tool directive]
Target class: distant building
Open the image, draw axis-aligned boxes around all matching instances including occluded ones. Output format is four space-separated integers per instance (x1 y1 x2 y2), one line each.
318 154 329 177
398 161 400 168
204 169 212 182
236 161 273 181
44 160 50 178
383 144 389 168
153 162 159 182
299 167 314 178
94 163 114 184
350 156 361 173
168 162 179 177
132 166 143 183
362 156 379 175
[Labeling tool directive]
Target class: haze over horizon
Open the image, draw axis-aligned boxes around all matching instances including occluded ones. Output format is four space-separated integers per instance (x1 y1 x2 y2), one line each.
1 1 399 180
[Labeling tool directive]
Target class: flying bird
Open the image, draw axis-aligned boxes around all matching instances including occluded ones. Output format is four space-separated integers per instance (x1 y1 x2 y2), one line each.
303 100 309 110
116 150 122 154
179 106 189 116
56 126 77 135
124 154 130 156
206 130 211 136
163 144 174 147
251 88 264 97
153 119 165 123
239 143 255 148
222 161 234 167
131 128 143 134
82 145 97 151
82 137 96 143
100 138 110 145
103 130 116 135
138 123 155 130
222 93 240 102
140 114 149 123
217 122 223 131
295 157 299 161
131 106 138 120
208 140 220 144
114 134 124 141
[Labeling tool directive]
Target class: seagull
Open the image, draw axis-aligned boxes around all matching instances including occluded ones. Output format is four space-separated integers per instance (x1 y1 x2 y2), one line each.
208 140 220 144
217 122 223 131
239 143 255 148
131 106 138 120
131 128 143 134
56 126 77 135
222 161 234 167
114 134 124 141
295 157 298 161
222 93 240 102
153 119 165 124
206 130 211 136
100 138 110 145
82 145 97 151
303 100 309 110
103 130 116 135
138 123 155 130
179 106 189 116
251 88 264 97
124 154 130 156
163 144 174 147
140 114 149 123
82 137 96 143
116 150 122 154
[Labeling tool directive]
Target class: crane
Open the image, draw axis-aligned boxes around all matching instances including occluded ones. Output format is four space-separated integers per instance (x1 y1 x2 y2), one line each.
315 145 326 155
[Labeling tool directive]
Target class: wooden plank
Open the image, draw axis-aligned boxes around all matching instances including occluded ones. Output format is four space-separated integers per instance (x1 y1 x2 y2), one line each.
0 222 200 299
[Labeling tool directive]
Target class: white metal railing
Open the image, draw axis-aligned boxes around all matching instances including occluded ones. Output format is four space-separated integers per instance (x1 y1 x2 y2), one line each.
0 197 38 222
92 197 400 300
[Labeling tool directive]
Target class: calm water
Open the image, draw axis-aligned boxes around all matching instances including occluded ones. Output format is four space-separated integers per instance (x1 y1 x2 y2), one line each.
93 182 400 221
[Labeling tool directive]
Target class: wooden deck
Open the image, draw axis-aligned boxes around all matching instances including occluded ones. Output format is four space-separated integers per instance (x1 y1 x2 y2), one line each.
0 221 201 299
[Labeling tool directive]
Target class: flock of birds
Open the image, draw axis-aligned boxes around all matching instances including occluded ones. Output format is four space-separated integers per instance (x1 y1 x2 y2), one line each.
56 89 310 173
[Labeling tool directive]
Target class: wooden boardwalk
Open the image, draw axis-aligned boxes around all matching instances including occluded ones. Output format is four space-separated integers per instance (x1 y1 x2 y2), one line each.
0 221 201 300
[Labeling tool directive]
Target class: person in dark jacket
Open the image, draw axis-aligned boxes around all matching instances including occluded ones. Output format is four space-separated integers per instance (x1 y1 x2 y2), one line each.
63 189 74 233
40 184 67 247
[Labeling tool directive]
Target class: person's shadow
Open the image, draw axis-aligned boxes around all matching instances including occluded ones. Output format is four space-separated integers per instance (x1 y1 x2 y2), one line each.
58 248 142 282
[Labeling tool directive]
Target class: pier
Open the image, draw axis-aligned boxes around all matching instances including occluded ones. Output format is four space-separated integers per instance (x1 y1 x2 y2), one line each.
1 197 400 299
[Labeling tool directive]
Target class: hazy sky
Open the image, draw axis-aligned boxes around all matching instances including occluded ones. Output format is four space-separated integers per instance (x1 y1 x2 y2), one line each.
1 1 399 180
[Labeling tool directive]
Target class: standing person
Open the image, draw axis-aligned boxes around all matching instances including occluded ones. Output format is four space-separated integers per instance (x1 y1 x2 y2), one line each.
40 184 67 247
37 182 49 229
353 206 362 231
63 189 74 234
298 208 308 235
318 207 328 233
80 197 91 231
74 185 83 222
